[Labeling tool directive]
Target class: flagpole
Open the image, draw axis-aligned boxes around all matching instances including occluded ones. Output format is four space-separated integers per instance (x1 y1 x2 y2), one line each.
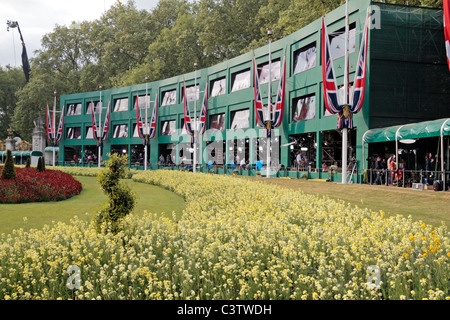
266 28 273 179
98 85 102 168
52 90 57 166
145 76 149 171
193 62 198 173
342 0 349 184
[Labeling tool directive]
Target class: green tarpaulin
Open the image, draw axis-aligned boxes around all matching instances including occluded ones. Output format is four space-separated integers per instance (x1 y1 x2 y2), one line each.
0 151 31 157
44 147 59 153
363 118 450 144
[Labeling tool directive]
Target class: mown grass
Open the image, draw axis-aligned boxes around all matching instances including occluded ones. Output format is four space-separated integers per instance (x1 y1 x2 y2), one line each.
0 176 185 235
237 176 450 228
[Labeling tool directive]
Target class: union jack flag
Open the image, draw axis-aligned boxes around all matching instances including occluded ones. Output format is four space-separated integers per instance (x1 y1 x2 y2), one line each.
183 81 194 136
149 95 158 140
198 83 208 135
253 54 265 128
135 94 145 139
46 104 54 142
322 17 342 115
350 12 370 115
55 105 65 142
90 99 99 141
322 13 370 129
101 101 110 141
272 53 286 128
445 0 450 71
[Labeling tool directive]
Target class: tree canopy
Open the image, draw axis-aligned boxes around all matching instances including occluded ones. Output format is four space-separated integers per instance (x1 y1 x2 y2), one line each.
0 0 443 140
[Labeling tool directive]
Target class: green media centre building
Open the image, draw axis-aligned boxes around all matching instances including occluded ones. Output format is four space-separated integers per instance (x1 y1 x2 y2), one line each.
59 0 450 181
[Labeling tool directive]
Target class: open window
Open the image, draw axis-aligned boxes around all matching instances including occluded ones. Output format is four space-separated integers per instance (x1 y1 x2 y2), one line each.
231 69 251 92
293 43 317 74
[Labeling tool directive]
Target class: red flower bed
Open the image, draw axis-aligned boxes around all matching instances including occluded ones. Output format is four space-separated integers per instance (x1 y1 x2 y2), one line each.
0 167 82 203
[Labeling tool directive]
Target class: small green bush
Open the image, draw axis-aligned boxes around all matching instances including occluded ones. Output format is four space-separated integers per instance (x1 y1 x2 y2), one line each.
1 149 16 179
95 153 135 234
37 156 46 172
25 157 31 168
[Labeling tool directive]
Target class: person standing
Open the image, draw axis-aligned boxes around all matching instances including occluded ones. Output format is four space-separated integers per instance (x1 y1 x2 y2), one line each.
389 155 396 186
374 156 382 185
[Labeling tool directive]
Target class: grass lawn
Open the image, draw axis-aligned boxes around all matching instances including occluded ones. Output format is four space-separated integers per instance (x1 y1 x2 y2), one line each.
238 176 450 228
0 176 185 235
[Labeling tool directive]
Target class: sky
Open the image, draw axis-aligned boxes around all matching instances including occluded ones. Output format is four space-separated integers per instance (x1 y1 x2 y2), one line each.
0 0 160 67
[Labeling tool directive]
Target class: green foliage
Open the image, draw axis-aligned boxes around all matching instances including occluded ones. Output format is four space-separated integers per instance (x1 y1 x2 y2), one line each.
0 67 26 140
95 153 135 234
25 157 31 168
1 149 16 180
36 156 46 172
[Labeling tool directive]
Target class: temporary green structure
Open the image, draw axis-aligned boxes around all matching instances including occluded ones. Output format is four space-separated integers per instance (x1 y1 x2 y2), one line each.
363 118 450 144
362 118 450 174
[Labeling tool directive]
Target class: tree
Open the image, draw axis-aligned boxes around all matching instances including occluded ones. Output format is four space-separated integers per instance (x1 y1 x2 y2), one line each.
0 66 26 140
197 0 268 63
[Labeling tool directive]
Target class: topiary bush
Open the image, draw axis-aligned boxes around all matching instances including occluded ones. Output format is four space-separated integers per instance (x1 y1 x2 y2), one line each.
1 149 16 180
37 156 43 172
94 153 135 234
25 157 31 168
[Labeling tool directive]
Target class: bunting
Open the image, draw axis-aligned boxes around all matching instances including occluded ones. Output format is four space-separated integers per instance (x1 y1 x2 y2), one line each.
101 101 111 141
272 53 286 128
149 96 158 140
183 81 194 137
350 12 370 115
253 54 265 128
46 105 54 143
322 17 342 116
90 99 99 141
198 84 208 135
136 95 145 139
321 13 370 129
55 105 65 143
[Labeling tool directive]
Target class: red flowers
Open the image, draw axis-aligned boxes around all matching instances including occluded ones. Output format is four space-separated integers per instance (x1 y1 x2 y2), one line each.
0 167 82 203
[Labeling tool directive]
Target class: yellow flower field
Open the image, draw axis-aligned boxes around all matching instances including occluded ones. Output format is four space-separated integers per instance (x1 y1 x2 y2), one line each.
0 169 448 300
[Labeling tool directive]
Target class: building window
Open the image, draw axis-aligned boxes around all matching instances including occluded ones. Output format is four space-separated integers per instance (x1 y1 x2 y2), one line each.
86 101 100 115
259 59 281 84
113 124 128 138
183 84 199 102
161 120 176 136
210 77 226 97
292 94 316 122
231 69 251 92
113 97 129 112
66 103 82 116
209 113 225 131
134 95 150 110
111 145 128 157
66 127 81 139
230 109 249 130
161 89 177 106
86 126 94 139
293 43 317 74
132 123 140 138
329 23 356 60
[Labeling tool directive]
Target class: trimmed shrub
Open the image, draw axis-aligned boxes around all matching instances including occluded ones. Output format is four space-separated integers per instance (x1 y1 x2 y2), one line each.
95 153 135 234
1 149 16 180
25 157 31 168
